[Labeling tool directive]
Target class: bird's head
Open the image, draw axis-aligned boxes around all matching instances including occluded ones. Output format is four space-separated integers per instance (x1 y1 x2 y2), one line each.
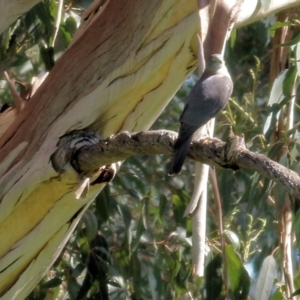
206 54 224 72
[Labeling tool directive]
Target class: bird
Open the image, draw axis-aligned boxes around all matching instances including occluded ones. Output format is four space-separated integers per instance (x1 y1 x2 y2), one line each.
169 54 233 175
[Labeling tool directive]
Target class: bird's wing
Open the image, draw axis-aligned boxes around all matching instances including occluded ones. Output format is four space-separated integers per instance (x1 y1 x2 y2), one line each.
179 75 233 127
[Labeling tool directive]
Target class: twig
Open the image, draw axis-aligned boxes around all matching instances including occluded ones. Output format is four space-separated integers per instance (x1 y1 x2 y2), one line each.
52 0 64 47
210 167 228 296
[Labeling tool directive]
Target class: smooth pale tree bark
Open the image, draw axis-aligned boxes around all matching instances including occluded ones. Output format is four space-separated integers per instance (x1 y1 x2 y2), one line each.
0 0 300 298
0 1 200 298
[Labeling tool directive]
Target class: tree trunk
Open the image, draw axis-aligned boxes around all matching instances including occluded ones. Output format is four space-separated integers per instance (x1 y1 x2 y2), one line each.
0 0 200 297
0 0 300 298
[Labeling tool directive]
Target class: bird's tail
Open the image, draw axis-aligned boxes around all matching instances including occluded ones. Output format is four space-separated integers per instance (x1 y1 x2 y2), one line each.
168 135 193 175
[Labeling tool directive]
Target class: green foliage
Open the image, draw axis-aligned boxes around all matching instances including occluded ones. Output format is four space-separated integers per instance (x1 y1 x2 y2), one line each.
0 0 90 107
2 2 300 299
225 245 250 299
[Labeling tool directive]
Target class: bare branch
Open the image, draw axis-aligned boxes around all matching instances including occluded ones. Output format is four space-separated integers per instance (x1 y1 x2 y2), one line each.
66 130 300 198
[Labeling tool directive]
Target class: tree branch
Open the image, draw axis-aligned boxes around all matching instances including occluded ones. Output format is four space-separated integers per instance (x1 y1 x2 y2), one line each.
65 130 300 198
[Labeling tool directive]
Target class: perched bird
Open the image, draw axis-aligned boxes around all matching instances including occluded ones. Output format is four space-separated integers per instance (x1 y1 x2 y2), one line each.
169 54 233 175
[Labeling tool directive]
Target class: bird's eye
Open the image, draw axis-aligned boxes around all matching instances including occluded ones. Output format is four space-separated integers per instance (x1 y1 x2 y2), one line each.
211 57 217 62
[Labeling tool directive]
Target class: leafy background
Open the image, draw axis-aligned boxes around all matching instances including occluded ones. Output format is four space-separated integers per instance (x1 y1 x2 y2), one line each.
1 1 300 299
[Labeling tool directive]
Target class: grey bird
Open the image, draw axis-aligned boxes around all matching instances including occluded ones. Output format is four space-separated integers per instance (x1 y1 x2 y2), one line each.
169 54 233 175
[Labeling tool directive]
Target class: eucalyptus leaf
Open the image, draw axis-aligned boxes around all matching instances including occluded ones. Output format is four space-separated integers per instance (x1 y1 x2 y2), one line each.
263 70 287 135
225 245 250 300
255 255 277 300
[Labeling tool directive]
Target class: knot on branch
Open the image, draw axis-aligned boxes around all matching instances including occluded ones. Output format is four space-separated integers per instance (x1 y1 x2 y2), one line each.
51 130 117 196
51 130 103 174
223 133 247 170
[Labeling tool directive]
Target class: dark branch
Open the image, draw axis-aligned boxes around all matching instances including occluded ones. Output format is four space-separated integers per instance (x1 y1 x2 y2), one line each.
52 129 300 199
